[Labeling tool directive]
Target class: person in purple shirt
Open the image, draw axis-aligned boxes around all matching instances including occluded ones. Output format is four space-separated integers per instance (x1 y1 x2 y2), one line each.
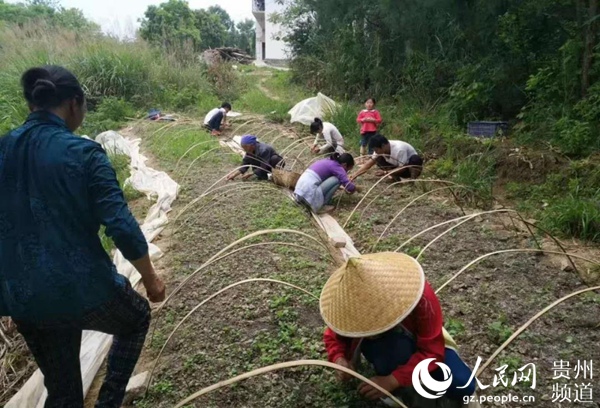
294 153 359 214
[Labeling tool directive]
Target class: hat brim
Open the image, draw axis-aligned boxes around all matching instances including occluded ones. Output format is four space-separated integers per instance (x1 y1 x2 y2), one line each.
319 252 425 338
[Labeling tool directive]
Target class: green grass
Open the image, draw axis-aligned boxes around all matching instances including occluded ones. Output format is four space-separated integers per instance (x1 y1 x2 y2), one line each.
143 123 219 163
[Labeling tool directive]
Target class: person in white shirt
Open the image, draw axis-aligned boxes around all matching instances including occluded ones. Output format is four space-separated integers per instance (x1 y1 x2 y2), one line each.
350 134 423 181
204 102 232 136
310 118 345 156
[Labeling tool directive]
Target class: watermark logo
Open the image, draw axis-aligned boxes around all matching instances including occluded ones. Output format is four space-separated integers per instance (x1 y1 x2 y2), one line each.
411 358 453 399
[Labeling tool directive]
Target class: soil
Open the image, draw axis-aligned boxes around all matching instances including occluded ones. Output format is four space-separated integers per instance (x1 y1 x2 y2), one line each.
130 104 600 408
4 72 599 408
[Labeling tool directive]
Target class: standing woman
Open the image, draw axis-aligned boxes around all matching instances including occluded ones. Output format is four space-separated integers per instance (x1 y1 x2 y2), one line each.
294 153 358 214
0 66 165 408
310 118 345 156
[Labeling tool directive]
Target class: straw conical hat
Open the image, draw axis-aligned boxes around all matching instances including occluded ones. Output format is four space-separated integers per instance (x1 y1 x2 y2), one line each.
320 252 425 338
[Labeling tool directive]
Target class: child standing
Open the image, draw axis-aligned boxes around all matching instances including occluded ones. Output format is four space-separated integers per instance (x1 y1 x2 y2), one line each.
356 98 382 158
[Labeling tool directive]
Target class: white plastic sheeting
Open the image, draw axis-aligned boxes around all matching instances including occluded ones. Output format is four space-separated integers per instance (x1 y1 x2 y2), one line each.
288 93 338 125
7 131 179 408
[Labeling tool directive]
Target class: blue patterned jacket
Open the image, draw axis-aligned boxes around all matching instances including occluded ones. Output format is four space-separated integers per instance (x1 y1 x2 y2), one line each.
0 112 148 322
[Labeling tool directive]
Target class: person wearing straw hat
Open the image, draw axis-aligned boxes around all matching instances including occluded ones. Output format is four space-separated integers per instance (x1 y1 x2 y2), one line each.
350 134 423 182
321 252 475 406
294 153 359 214
227 135 285 181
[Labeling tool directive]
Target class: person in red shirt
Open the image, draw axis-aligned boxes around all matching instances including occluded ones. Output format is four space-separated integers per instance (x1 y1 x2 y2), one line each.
320 252 475 406
356 97 382 158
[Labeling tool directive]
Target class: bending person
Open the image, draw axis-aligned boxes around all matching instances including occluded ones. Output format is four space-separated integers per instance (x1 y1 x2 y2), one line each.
294 153 357 214
227 135 285 181
351 134 423 182
310 118 345 156
321 252 476 407
204 102 232 136
0 66 165 408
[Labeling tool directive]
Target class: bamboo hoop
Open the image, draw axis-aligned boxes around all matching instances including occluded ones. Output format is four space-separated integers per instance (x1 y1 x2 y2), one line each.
231 119 261 136
372 186 471 251
416 210 525 260
148 278 318 390
343 178 459 228
153 229 331 327
436 249 600 295
179 148 235 181
477 286 600 376
395 211 512 252
173 185 290 236
174 140 218 171
174 360 408 408
510 218 578 274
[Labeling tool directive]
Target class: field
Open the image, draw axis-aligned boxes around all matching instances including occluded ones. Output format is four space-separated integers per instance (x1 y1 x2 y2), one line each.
1 65 599 407
121 70 599 407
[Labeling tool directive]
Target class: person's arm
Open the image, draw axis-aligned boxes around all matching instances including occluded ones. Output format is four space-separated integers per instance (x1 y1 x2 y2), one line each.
390 286 446 387
357 111 365 124
324 327 351 364
350 158 377 180
87 148 165 302
332 164 356 193
228 156 252 181
374 110 382 125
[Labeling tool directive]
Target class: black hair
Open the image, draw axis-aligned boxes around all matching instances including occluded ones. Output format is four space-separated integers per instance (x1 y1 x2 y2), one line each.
365 97 377 105
21 66 84 110
369 134 389 150
310 117 324 134
222 102 232 110
330 152 355 167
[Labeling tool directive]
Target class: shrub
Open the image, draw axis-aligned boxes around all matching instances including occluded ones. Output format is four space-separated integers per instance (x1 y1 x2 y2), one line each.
542 196 600 242
82 97 137 137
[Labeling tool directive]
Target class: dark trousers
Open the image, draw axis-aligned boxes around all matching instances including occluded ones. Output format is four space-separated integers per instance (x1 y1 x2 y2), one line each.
207 110 225 131
376 154 424 180
255 155 285 180
14 280 151 408
361 132 377 154
361 329 475 401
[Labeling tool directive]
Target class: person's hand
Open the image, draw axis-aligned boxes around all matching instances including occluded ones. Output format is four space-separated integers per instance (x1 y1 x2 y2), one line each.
143 273 166 303
226 173 236 181
334 357 354 382
311 146 319 154
358 375 399 400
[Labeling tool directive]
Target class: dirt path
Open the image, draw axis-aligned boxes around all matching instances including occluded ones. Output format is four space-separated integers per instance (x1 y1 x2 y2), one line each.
132 71 599 407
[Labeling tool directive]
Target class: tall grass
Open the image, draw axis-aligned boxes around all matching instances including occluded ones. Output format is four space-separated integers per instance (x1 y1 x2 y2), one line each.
0 22 215 136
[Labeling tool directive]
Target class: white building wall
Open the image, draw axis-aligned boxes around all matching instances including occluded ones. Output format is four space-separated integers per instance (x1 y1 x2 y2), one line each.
264 0 289 60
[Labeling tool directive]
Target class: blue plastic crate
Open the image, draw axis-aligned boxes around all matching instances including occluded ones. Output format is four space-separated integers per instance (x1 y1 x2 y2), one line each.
467 121 508 138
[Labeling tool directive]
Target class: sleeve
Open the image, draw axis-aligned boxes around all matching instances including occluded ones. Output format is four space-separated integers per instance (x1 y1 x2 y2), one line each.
324 328 351 363
86 147 148 261
357 111 365 124
332 164 356 193
374 110 382 125
330 126 344 145
239 154 251 174
391 285 446 387
313 132 321 146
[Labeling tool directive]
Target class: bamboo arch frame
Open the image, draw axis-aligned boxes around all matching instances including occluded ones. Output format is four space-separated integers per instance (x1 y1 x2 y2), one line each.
148 277 319 390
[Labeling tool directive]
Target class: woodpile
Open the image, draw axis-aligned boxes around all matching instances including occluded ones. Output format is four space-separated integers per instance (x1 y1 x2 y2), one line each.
202 47 253 66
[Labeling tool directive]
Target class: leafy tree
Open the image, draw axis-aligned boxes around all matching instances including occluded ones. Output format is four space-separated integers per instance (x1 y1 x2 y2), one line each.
195 8 227 49
0 0 98 32
236 19 256 56
139 0 201 51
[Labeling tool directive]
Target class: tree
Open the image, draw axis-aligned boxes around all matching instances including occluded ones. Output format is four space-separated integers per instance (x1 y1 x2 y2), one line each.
0 0 98 32
236 19 256 56
195 8 227 49
139 0 201 51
